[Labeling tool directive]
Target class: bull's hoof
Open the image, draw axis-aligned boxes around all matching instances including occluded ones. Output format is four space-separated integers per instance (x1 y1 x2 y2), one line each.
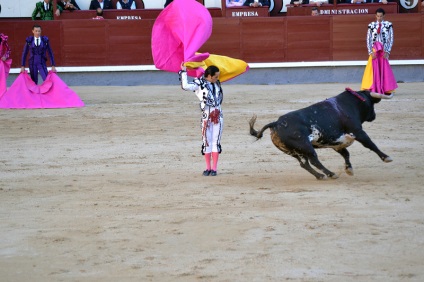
315 174 326 180
383 156 393 163
345 167 354 176
329 174 339 179
316 173 338 180
325 171 339 179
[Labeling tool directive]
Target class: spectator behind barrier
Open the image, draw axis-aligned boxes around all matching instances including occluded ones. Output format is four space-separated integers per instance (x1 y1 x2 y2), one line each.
367 0 395 3
243 0 270 7
309 0 329 6
32 0 62 20
311 7 319 15
93 8 104 19
57 0 80 10
117 0 136 9
227 0 245 7
290 0 336 5
290 0 309 5
89 0 113 10
352 0 395 3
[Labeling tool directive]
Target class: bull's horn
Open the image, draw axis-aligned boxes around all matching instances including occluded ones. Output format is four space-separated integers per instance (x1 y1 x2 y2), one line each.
370 92 394 99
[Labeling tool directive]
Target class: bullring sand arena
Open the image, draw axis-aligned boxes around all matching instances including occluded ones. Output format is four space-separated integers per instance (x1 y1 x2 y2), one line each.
1 82 424 281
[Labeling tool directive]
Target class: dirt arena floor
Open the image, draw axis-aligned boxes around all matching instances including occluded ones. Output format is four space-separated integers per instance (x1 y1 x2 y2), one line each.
1 82 423 281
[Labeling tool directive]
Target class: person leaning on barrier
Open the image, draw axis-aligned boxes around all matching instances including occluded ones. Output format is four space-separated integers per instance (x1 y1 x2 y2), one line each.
311 7 319 15
32 0 62 20
116 0 136 10
89 0 113 10
93 8 104 19
57 0 80 10
243 0 270 7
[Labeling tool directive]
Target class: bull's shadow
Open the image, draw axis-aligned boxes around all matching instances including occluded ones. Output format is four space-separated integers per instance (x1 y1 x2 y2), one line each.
249 88 392 180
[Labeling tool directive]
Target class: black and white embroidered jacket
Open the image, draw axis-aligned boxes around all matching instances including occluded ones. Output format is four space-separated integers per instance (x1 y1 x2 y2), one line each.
179 70 223 110
367 20 394 55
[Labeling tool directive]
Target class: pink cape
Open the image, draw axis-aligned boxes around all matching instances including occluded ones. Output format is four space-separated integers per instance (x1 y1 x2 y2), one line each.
0 71 84 109
0 58 12 95
370 42 398 94
151 0 249 82
151 0 212 73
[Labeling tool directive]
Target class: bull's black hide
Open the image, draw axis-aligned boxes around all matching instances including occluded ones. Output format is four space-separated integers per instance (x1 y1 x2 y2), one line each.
249 88 392 180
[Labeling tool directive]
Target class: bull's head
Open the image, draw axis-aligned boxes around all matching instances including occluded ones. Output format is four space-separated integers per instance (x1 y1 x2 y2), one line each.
361 91 380 122
366 106 377 122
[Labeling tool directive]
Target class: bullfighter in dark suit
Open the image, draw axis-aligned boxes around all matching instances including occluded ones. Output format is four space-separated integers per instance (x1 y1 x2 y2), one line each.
20 25 57 85
244 0 270 6
32 0 62 20
89 0 113 10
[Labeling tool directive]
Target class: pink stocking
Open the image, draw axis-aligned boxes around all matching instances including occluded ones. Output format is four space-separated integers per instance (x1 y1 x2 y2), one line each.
204 153 211 170
212 152 219 171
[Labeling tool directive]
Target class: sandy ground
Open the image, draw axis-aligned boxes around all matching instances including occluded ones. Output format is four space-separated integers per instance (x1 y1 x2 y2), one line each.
1 82 424 281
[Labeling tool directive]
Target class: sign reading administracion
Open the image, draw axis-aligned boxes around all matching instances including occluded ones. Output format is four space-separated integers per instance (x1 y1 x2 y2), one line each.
320 8 369 15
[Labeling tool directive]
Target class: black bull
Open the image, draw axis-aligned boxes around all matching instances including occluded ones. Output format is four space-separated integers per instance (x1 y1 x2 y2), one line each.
249 88 392 180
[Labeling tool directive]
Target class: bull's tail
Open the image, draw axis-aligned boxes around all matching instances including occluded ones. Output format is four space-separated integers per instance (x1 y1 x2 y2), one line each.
249 114 276 139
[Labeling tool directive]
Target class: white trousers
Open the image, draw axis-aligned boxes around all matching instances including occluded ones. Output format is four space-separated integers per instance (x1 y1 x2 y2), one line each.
201 107 223 154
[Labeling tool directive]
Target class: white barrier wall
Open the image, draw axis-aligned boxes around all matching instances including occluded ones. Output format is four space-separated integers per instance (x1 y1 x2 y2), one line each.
0 0 222 17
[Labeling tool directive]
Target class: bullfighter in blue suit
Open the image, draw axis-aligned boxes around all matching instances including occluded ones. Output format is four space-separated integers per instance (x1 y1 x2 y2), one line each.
20 24 56 84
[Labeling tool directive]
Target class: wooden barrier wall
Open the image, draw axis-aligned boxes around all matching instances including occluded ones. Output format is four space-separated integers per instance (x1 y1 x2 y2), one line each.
2 13 424 68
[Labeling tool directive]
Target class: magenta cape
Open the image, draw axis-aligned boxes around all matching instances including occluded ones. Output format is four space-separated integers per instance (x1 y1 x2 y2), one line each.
361 42 398 94
152 0 249 81
0 58 12 95
151 0 212 73
371 42 398 94
0 71 84 109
